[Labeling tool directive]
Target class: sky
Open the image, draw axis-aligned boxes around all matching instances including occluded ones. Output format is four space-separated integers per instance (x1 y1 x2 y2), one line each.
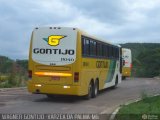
0 0 160 59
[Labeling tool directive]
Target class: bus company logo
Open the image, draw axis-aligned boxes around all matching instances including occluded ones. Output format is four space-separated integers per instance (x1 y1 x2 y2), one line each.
43 35 66 46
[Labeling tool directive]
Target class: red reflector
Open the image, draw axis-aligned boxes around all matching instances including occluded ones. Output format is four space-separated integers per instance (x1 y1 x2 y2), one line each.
28 70 32 79
74 72 79 82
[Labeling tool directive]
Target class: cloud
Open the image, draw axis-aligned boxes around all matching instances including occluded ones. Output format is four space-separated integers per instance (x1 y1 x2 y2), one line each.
63 0 128 25
0 0 160 59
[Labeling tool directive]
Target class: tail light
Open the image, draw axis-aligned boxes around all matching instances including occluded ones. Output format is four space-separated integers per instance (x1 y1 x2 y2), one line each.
130 63 132 69
28 70 32 79
74 72 79 82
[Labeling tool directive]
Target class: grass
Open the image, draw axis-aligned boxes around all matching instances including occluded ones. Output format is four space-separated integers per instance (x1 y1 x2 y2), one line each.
115 95 160 120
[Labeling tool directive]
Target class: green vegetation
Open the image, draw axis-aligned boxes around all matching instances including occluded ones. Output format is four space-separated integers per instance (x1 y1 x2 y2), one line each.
121 43 160 77
0 56 28 88
115 95 160 120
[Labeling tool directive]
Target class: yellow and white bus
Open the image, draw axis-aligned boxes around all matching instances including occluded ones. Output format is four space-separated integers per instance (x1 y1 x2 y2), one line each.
27 27 122 99
122 48 132 80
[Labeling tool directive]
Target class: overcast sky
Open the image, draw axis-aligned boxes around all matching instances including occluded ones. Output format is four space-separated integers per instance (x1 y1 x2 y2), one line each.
0 0 160 59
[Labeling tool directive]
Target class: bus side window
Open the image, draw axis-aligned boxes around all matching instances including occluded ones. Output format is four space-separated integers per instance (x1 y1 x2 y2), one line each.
102 44 106 57
100 43 103 57
112 46 114 58
108 45 111 58
113 46 117 59
82 37 85 55
86 39 90 56
82 37 90 56
93 41 96 56
97 42 102 57
113 46 115 59
90 40 94 56
107 45 109 58
96 42 100 57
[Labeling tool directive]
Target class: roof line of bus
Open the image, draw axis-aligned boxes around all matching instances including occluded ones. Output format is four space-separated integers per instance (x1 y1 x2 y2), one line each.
76 28 120 47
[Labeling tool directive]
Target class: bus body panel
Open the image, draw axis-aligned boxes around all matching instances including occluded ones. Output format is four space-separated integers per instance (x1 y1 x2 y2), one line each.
81 58 121 90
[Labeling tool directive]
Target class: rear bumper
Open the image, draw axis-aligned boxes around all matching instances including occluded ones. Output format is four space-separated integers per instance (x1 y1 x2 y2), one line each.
27 81 85 96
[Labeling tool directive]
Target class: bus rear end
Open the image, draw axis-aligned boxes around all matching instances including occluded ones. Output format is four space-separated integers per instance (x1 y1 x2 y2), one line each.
122 48 132 79
27 27 82 96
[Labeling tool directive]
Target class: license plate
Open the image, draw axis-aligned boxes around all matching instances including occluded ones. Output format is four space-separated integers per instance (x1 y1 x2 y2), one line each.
51 76 60 80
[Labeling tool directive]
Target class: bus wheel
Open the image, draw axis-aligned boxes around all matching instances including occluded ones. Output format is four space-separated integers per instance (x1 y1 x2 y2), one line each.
85 82 93 100
112 77 118 89
92 80 98 98
122 76 126 80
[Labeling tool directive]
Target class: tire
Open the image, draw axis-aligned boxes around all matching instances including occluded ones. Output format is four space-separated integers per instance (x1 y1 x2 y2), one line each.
85 82 93 100
122 76 126 80
92 80 98 98
112 77 118 89
115 79 118 86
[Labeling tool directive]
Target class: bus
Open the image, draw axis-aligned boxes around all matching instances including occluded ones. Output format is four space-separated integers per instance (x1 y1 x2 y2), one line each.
122 48 132 80
27 27 122 99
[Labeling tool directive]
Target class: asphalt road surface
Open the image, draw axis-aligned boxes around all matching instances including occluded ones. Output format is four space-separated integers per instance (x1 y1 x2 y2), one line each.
0 78 160 115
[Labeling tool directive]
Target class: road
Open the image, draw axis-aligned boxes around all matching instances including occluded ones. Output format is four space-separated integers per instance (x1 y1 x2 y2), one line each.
0 78 160 115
